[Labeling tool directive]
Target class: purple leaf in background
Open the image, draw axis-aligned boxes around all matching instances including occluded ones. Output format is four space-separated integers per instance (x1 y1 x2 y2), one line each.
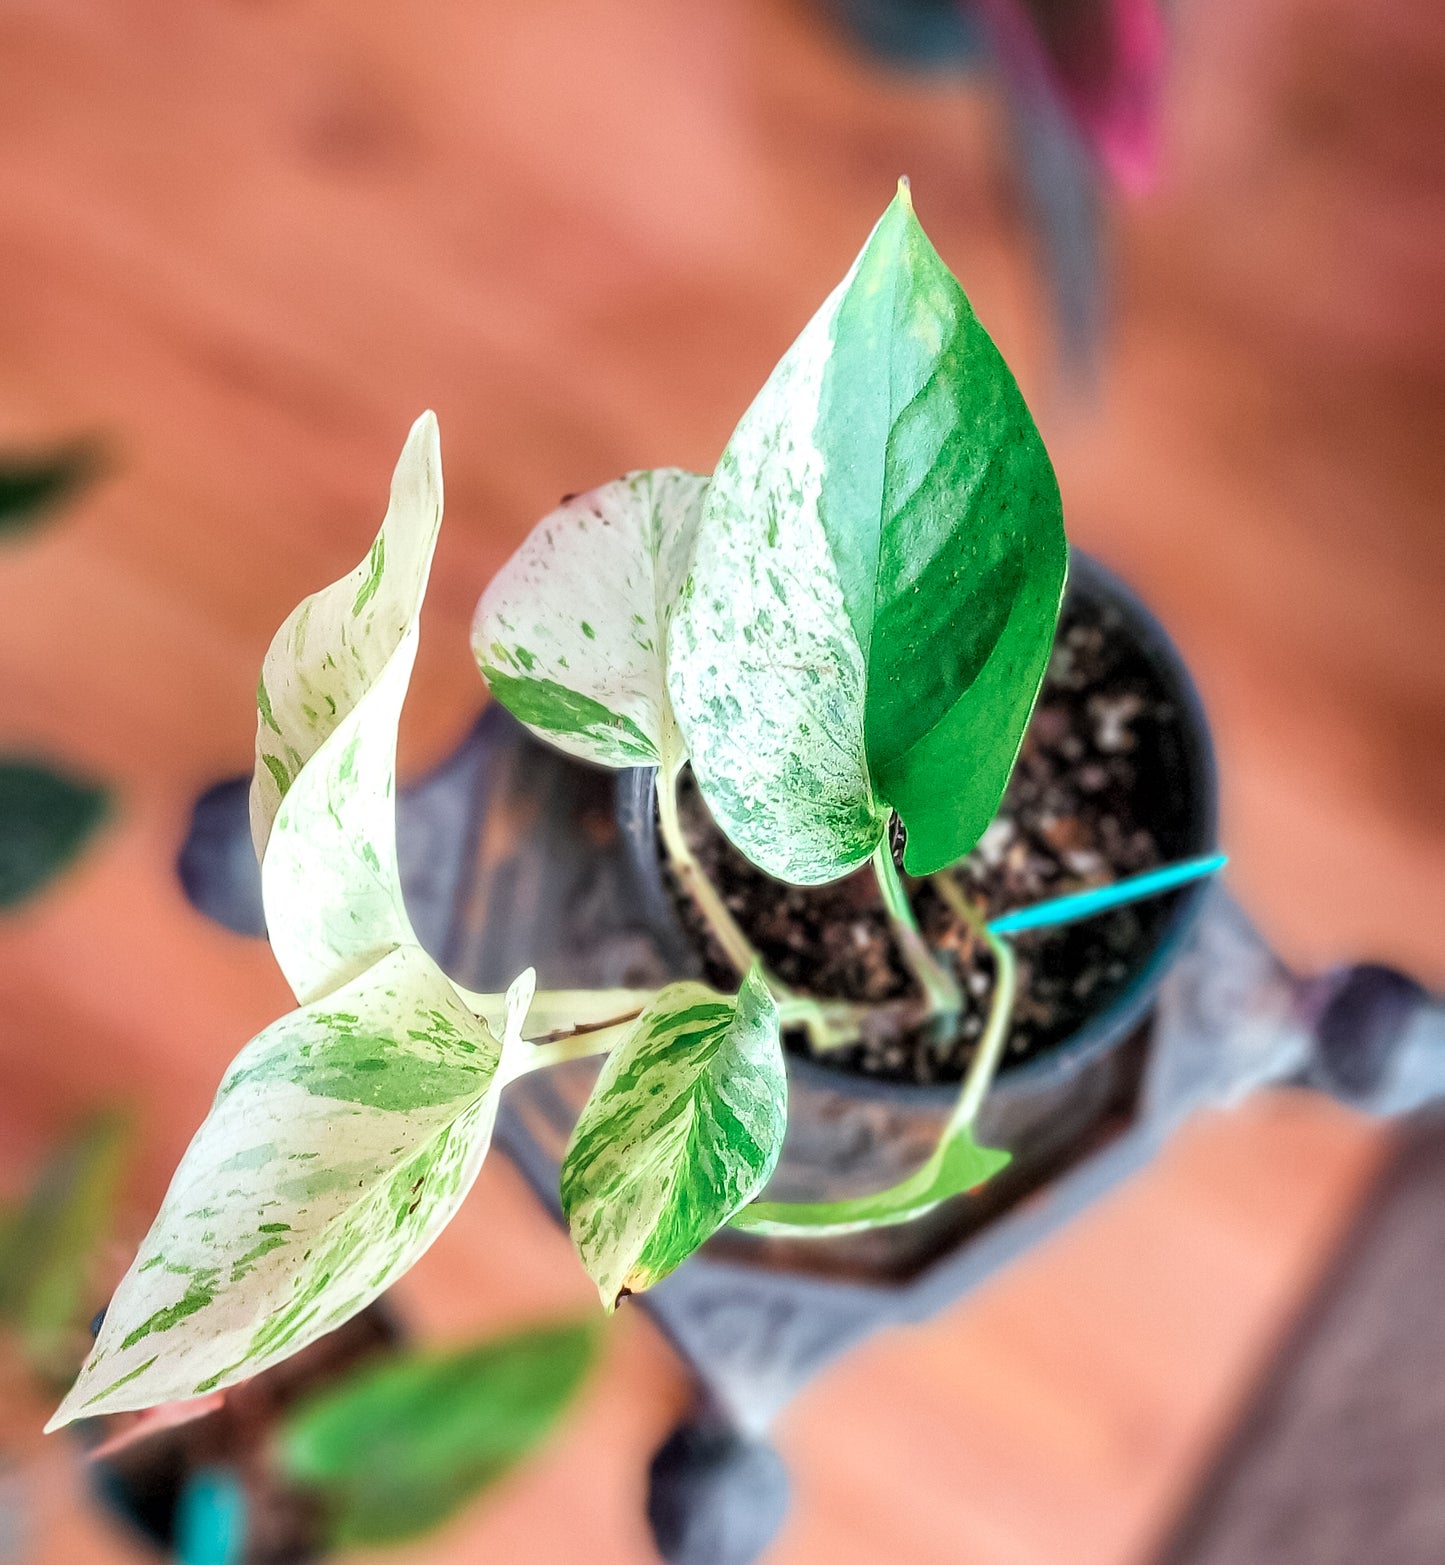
973 0 1167 193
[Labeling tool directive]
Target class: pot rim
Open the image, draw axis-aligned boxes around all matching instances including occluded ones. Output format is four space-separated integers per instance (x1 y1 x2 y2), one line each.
620 546 1219 1111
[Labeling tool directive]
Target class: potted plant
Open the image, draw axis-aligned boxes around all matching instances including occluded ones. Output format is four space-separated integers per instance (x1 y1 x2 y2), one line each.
44 183 1221 1559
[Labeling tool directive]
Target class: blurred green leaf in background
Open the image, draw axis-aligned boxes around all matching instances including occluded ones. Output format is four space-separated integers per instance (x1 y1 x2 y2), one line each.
1 436 113 910
0 441 102 542
0 1110 131 1382
0 760 110 910
279 1319 597 1547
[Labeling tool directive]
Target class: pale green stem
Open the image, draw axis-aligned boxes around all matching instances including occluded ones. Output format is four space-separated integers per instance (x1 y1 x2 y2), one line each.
730 900 1017 1238
504 1007 651 1082
512 1016 641 1078
656 754 767 979
776 995 871 1049
870 837 963 1024
928 871 1017 1124
655 756 859 1051
950 913 1018 1130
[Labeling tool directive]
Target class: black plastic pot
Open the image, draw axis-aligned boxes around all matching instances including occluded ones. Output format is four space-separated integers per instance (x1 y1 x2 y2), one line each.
612 549 1217 1280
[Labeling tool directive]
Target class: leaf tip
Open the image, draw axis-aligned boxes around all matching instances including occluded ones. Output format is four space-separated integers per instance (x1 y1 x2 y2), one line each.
896 173 913 208
398 410 444 516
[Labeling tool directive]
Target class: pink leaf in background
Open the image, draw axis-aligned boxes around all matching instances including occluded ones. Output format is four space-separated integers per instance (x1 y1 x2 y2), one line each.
975 0 1168 193
86 1392 227 1460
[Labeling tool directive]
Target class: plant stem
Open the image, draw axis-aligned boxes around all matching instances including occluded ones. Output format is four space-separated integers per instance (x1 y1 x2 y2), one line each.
655 755 862 1051
870 836 963 1024
655 755 765 979
928 873 1017 1124
951 912 1017 1130
729 909 1018 1239
516 1024 635 1077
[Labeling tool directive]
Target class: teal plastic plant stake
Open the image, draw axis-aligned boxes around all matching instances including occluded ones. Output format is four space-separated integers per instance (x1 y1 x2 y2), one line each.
174 1468 247 1565
987 853 1228 936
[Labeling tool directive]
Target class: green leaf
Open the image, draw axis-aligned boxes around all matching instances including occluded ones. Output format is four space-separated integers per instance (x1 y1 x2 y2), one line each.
561 967 785 1307
0 759 110 909
730 1121 1009 1239
0 1110 130 1377
252 412 442 1004
0 441 101 540
46 944 505 1429
668 183 1067 882
279 1319 596 1547
473 469 708 771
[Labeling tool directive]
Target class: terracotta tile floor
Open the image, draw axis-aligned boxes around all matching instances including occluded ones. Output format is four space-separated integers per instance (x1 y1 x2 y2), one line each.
1 0 1438 1559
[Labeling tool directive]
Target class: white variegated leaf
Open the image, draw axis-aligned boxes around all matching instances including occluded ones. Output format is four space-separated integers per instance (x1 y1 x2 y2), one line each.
666 283 881 884
668 186 1066 882
253 412 442 1003
560 967 784 1307
472 469 708 771
46 945 502 1428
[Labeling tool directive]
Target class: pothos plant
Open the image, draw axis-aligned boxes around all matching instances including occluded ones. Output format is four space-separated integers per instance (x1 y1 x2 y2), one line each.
47 183 1220 1436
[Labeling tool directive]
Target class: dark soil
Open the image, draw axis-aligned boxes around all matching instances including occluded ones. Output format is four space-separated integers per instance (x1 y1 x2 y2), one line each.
666 594 1199 1085
91 1304 401 1565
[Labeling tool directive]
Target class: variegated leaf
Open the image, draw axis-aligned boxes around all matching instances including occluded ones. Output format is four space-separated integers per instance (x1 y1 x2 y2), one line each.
668 184 1067 883
46 944 503 1428
472 469 708 771
253 412 442 1003
560 967 784 1307
731 1122 1010 1239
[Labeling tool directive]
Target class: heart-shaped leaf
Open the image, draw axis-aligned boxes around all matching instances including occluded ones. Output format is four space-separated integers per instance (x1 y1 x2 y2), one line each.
472 469 708 772
279 1319 596 1546
252 412 442 1004
668 184 1067 883
561 966 784 1306
47 944 505 1428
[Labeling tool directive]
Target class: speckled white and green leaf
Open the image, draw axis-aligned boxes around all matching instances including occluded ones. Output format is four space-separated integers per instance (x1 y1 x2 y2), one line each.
48 416 535 1429
560 967 784 1307
46 945 505 1427
668 185 1067 884
472 469 708 772
666 268 881 885
252 412 442 1004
